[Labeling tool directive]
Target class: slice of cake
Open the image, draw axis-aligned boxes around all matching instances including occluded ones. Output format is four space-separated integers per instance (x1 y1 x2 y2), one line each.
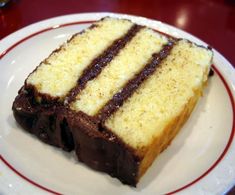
12 17 213 186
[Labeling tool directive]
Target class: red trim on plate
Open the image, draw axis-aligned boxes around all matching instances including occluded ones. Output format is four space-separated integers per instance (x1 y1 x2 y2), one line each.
0 155 62 195
0 20 234 195
0 20 94 60
167 65 235 195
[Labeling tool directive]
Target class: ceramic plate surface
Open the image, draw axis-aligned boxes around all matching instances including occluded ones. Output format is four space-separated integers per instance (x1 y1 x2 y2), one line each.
0 13 234 195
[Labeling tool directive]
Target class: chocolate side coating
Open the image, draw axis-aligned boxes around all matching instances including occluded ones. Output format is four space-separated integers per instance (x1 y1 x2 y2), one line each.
67 110 141 186
12 87 140 186
12 87 74 151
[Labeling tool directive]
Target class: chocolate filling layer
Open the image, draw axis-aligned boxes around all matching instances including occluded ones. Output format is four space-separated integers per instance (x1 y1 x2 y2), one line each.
97 40 175 122
66 24 143 104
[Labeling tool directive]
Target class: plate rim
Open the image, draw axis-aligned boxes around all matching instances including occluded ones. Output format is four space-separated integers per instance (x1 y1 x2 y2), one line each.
0 12 235 195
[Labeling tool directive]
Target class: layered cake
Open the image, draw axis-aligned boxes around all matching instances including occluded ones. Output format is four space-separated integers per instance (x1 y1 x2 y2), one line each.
12 17 213 186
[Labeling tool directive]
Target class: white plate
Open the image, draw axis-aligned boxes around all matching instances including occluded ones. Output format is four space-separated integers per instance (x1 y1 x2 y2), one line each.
0 13 234 195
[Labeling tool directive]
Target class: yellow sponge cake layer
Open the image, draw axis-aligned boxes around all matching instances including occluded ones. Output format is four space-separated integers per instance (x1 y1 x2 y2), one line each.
26 18 133 99
71 28 168 115
105 39 212 152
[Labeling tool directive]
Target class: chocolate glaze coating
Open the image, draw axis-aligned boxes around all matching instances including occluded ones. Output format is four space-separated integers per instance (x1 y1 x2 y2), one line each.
12 87 140 186
67 110 140 185
13 87 74 151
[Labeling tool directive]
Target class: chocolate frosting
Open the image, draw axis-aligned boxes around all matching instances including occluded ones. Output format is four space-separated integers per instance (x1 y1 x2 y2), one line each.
13 88 74 151
12 87 140 186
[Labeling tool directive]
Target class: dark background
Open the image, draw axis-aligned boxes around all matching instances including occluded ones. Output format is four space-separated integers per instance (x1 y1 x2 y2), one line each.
0 0 235 67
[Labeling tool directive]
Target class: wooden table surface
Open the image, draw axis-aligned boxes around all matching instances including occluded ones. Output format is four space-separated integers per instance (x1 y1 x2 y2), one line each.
0 0 234 194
